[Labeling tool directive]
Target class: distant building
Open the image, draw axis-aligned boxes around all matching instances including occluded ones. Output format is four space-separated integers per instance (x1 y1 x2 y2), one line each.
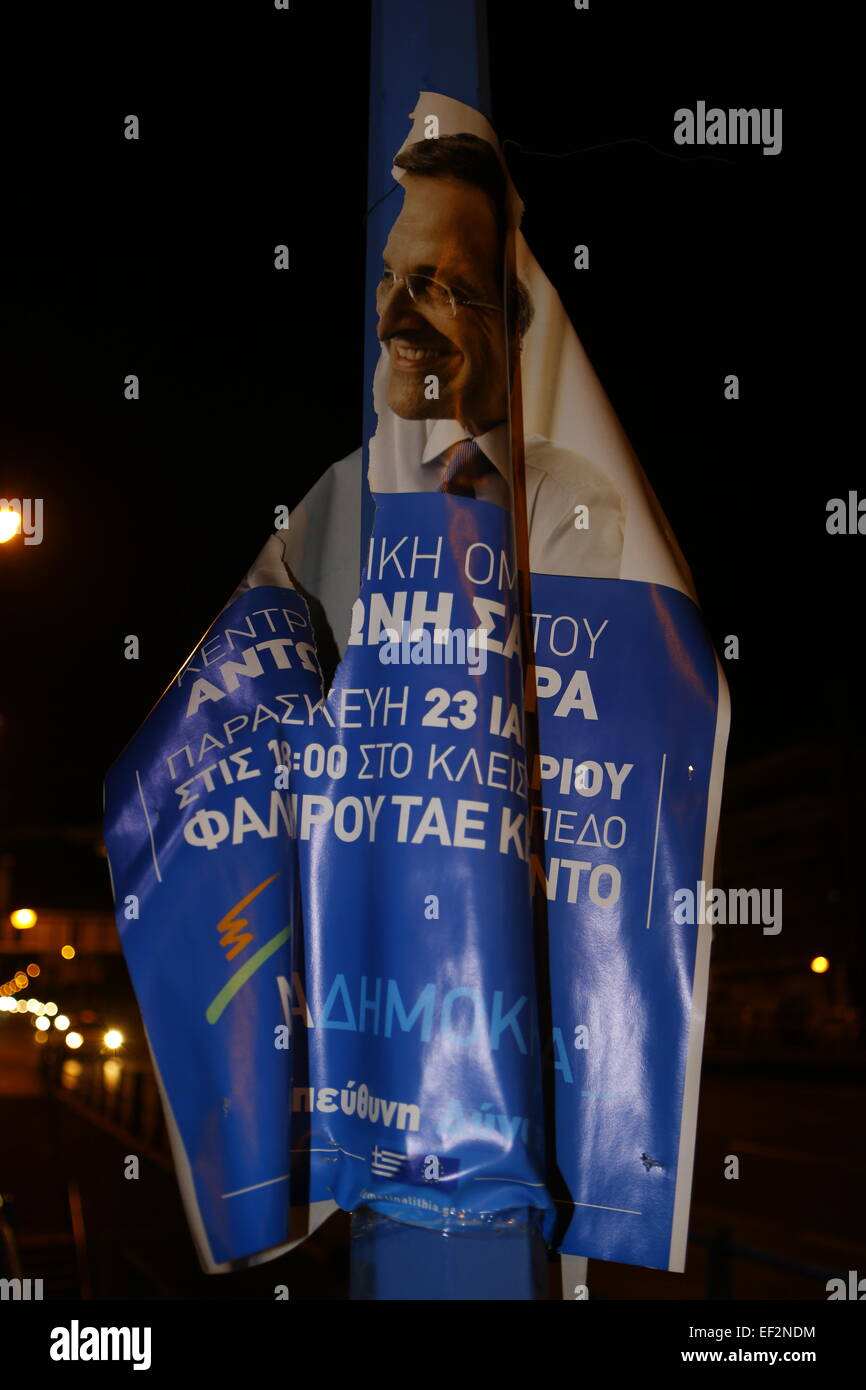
704 742 861 1057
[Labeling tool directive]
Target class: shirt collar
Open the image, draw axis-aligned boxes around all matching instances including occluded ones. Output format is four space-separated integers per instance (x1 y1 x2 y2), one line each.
421 419 510 481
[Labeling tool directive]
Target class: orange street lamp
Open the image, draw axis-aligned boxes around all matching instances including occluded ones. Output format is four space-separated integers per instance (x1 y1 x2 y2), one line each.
0 509 21 543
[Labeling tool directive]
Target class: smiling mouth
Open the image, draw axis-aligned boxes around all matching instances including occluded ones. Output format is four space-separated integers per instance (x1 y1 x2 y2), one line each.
389 338 456 371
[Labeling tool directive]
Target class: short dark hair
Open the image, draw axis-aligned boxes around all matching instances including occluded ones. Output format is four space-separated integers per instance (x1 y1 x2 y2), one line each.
393 134 534 343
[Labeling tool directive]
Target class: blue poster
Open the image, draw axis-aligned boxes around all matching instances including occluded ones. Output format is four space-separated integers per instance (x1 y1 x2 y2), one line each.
104 12 729 1277
105 488 725 1272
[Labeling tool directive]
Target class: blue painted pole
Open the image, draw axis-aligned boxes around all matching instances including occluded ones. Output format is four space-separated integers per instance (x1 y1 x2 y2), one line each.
351 1206 548 1301
360 0 490 552
352 1 546 1298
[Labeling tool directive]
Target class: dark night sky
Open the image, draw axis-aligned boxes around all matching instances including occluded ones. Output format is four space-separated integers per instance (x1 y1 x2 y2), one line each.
0 3 857 900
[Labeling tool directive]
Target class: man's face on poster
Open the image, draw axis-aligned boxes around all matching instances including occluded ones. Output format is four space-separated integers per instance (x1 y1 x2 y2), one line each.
377 173 511 436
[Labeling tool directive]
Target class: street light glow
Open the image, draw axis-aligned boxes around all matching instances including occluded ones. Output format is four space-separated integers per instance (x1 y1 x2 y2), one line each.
810 956 830 974
65 1032 84 1049
0 509 21 543
60 945 76 960
54 1015 70 1031
10 908 37 929
103 1029 124 1050
35 1016 50 1032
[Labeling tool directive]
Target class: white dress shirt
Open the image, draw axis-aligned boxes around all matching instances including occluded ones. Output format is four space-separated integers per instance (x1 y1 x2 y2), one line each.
387 417 624 579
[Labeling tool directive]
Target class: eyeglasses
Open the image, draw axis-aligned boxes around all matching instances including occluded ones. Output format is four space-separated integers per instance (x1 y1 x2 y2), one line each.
376 269 503 319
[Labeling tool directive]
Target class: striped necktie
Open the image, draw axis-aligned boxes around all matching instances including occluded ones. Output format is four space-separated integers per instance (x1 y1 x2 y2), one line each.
435 439 494 498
